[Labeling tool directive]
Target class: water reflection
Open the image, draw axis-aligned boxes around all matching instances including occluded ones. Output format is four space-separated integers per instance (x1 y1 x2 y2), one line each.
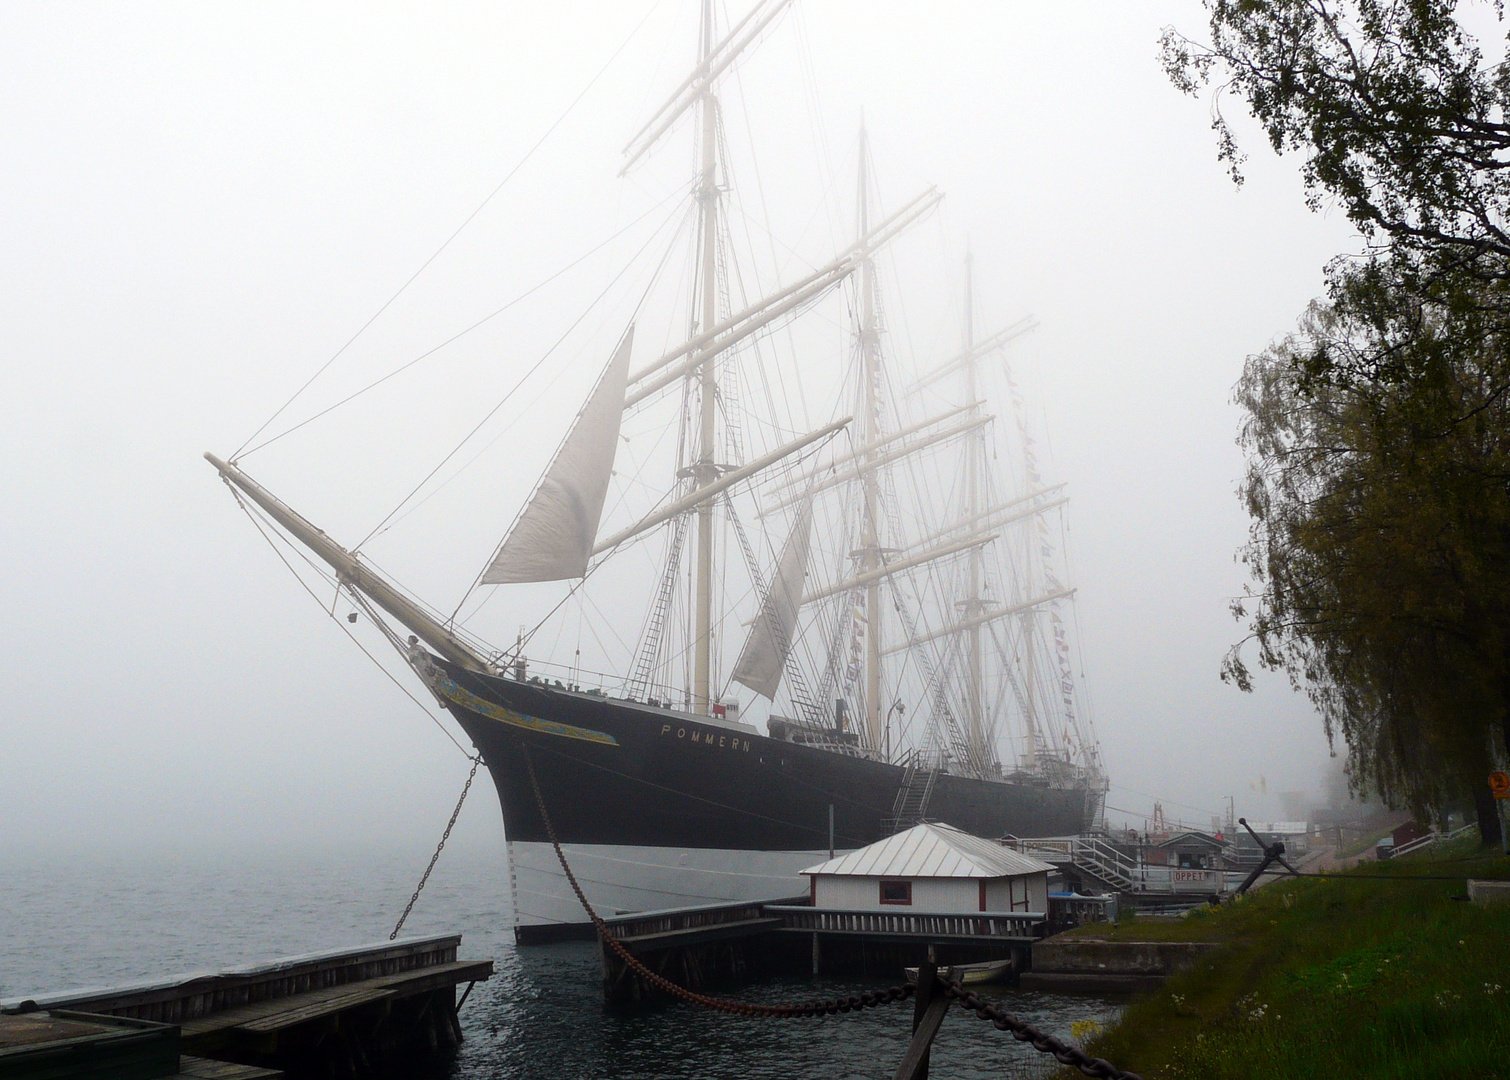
0 849 1120 1080
455 940 1120 1080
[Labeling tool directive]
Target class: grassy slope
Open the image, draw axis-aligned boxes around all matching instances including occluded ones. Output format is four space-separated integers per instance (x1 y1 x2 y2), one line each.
1065 842 1510 1079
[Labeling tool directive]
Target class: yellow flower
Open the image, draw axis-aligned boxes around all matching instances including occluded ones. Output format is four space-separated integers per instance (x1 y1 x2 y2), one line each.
1070 1019 1104 1042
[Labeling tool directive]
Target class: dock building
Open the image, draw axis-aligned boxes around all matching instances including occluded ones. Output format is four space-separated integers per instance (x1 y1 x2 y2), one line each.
801 821 1054 913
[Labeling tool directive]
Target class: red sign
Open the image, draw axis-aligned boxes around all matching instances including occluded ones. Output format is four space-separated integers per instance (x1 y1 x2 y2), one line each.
1491 771 1510 800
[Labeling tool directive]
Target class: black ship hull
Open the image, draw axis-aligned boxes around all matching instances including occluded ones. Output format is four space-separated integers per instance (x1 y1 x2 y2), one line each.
432 660 1090 942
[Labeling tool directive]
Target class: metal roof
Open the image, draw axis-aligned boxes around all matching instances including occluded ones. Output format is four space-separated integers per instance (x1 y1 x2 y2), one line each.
1155 831 1225 849
800 822 1056 879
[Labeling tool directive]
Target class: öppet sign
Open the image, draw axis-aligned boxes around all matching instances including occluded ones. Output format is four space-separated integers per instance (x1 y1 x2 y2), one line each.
1491 771 1510 800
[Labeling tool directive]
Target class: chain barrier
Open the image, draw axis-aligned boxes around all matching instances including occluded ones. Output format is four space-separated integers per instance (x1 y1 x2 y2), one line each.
390 754 483 940
524 743 1146 1076
522 746 913 1017
942 982 1145 1080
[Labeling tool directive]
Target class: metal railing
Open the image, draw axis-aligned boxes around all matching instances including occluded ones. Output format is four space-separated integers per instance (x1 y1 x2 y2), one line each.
1003 836 1256 894
767 905 1044 939
1003 835 1140 890
1391 821 1478 859
1048 893 1118 926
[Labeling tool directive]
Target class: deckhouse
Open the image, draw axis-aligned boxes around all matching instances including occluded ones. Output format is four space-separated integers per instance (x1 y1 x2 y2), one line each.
801 822 1054 914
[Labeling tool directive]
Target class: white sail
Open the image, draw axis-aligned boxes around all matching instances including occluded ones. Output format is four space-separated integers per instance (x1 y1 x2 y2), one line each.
730 498 813 699
480 327 634 584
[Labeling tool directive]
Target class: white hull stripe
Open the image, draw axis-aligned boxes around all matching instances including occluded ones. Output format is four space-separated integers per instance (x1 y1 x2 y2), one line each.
507 841 834 926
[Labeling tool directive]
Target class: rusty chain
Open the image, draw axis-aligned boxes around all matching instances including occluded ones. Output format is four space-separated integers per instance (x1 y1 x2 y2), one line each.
390 753 483 940
523 743 1144 1076
523 745 913 1017
942 982 1145 1080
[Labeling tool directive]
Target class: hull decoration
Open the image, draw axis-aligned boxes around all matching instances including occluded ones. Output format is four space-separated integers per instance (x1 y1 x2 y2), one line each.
432 674 619 747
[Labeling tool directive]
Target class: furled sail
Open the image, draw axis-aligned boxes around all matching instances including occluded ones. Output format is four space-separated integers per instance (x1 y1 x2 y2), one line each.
730 498 813 699
480 327 634 584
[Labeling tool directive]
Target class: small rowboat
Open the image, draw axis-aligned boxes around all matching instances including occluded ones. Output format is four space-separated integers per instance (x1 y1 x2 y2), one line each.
905 957 1016 986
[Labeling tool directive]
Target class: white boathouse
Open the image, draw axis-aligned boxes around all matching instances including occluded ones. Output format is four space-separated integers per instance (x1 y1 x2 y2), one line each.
801 822 1054 914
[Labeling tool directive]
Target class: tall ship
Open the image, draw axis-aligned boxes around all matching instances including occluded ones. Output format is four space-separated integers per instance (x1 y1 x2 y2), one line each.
207 0 1108 942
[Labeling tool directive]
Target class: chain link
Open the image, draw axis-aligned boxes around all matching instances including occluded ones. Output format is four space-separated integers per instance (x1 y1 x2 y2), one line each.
943 982 1145 1080
390 754 483 940
523 745 913 1017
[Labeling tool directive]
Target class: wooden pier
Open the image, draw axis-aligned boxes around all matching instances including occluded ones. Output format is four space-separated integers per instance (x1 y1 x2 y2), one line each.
598 898 1049 1004
1 934 492 1078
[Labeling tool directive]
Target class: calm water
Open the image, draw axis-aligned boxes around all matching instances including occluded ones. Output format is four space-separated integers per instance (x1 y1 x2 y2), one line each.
1 844 1120 1078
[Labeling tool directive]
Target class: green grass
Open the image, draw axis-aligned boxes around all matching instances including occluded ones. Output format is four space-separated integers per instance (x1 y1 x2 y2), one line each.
1063 841 1510 1079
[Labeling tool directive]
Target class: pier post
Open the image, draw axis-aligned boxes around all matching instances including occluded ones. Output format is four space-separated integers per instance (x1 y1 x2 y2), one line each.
895 948 951 1080
811 932 821 977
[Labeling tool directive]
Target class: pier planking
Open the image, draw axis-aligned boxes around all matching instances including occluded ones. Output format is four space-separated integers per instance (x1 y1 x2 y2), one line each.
2 935 492 1078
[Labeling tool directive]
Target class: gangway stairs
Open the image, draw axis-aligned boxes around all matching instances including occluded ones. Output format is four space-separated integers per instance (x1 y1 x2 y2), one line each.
1003 836 1139 894
885 760 938 832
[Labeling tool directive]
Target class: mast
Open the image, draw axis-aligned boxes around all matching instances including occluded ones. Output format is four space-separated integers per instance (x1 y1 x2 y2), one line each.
622 0 871 715
692 0 720 715
1019 478 1041 768
857 125 884 754
962 249 986 769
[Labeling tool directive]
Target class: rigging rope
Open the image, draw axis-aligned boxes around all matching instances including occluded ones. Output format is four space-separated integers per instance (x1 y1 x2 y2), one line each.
356 196 690 553
233 485 501 940
444 198 697 621
232 0 663 460
226 482 471 757
238 189 684 460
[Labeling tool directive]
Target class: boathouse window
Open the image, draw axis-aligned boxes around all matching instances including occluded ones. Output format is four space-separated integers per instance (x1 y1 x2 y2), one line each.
879 880 912 905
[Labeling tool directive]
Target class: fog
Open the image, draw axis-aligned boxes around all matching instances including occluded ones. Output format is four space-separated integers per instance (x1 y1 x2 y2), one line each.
0 1 1361 860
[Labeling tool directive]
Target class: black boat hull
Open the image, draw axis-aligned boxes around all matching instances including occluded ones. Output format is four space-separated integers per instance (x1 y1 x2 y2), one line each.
433 661 1090 942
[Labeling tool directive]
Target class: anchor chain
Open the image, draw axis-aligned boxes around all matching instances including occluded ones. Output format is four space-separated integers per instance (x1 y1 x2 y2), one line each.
390 753 483 940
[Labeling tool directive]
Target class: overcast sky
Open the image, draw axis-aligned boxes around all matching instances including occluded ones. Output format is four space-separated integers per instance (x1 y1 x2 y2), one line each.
0 1 1371 859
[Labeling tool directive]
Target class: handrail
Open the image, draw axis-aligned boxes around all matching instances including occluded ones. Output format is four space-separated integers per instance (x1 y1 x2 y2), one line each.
1010 836 1139 887
766 905 1044 920
1003 836 1259 893
1392 821 1478 859
768 905 1044 939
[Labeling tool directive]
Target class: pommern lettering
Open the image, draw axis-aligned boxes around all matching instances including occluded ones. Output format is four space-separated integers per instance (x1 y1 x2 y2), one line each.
660 725 752 752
